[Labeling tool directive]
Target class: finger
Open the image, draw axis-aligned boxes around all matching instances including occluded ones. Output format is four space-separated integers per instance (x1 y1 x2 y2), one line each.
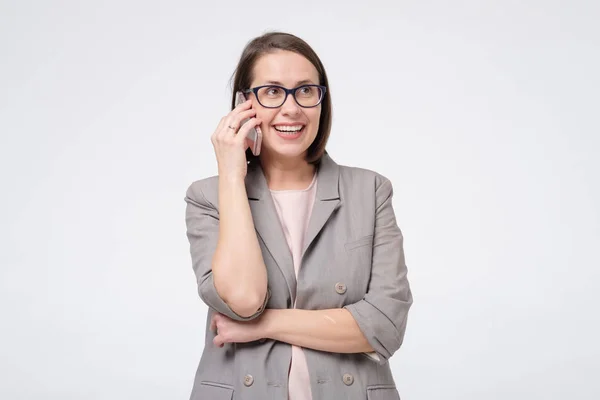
232 97 252 113
223 109 257 136
223 97 254 125
235 118 262 144
213 334 225 348
212 117 227 143
209 315 217 332
227 109 257 132
221 99 252 132
216 117 236 140
216 117 226 132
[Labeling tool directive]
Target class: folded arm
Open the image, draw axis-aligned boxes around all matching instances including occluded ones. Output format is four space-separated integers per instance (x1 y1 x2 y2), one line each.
261 308 374 353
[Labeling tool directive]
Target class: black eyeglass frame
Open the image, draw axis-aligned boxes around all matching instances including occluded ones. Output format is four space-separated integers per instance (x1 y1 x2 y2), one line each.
243 84 327 109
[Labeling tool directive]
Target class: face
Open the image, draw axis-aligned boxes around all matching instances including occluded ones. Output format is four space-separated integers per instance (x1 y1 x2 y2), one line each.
248 50 322 162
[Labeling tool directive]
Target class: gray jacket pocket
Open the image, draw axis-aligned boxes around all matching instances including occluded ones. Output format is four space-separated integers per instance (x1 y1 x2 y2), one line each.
345 235 374 251
192 381 234 400
367 384 401 400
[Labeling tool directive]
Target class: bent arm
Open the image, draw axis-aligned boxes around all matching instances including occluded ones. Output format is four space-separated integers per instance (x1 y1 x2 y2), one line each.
343 176 413 364
185 177 268 320
212 175 268 317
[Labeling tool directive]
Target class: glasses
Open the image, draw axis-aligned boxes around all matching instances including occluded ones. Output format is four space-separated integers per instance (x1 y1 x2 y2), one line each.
243 84 327 108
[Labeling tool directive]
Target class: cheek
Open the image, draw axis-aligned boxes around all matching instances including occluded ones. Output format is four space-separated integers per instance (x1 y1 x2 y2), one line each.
256 109 276 125
307 109 321 131
308 105 321 121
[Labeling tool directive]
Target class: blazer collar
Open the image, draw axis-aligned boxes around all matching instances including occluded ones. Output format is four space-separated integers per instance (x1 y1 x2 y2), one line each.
245 151 340 201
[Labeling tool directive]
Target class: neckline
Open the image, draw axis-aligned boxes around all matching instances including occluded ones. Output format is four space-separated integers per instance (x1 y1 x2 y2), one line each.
269 171 317 194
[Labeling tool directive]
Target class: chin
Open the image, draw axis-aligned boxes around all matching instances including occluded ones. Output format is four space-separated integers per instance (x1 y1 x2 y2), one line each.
262 141 311 160
267 146 308 159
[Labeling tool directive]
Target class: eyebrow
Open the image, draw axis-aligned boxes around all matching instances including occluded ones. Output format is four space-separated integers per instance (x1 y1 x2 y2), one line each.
263 79 316 86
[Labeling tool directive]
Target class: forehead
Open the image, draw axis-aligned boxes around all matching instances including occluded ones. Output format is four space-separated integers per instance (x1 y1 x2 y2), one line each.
251 50 319 86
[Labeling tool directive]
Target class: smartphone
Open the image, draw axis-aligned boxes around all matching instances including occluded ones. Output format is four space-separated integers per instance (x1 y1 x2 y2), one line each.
235 91 262 156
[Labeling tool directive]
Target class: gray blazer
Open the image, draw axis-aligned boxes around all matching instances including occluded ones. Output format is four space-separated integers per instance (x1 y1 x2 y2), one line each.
184 152 413 400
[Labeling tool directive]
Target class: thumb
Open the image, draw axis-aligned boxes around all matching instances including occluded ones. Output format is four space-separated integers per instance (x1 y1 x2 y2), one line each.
213 334 225 348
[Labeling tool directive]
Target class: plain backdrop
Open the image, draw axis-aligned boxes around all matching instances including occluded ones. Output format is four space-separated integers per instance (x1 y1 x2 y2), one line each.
1 1 599 399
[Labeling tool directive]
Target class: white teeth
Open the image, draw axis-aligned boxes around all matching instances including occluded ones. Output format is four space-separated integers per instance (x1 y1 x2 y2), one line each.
274 125 304 132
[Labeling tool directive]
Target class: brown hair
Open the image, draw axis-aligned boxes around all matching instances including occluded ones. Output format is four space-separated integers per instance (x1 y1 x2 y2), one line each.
230 32 332 165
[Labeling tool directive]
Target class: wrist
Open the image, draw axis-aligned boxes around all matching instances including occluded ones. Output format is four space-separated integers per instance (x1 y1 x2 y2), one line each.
219 172 246 185
260 309 280 340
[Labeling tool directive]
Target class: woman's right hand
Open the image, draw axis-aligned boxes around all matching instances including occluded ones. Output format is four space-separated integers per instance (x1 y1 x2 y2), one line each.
211 99 262 180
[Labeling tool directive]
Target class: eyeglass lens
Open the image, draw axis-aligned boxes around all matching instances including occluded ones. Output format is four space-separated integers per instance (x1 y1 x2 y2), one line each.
256 85 323 108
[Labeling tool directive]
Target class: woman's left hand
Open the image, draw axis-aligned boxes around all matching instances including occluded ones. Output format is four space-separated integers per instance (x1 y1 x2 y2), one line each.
210 312 266 347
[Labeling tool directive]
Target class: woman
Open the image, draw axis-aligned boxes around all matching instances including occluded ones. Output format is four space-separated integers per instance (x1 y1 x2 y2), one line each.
184 32 413 400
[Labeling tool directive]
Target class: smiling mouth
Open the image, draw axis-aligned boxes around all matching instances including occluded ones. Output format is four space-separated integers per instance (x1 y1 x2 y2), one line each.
273 125 305 135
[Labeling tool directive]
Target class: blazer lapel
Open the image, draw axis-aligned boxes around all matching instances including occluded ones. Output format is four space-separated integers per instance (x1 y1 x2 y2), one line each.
244 153 341 303
245 162 297 303
301 152 341 259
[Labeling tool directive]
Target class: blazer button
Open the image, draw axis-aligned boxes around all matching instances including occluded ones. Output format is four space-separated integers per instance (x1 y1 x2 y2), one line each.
342 373 354 386
243 374 254 387
335 282 347 294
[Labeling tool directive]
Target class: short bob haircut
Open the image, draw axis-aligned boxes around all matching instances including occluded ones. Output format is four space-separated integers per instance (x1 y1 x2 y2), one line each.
230 32 332 165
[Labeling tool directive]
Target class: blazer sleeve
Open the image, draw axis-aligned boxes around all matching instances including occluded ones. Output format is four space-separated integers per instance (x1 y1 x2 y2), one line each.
184 181 270 321
344 176 413 364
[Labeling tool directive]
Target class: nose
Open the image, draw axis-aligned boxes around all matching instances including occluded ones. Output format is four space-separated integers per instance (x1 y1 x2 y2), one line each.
280 91 301 116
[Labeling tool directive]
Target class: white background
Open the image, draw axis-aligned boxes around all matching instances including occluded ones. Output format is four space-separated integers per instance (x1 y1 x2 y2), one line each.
1 1 599 399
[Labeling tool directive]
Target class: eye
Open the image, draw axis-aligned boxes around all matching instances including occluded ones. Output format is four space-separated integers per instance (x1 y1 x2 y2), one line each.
297 85 314 97
265 86 283 97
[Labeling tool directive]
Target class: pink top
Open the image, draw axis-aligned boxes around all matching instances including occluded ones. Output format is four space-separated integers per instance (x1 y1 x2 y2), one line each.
270 172 318 400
